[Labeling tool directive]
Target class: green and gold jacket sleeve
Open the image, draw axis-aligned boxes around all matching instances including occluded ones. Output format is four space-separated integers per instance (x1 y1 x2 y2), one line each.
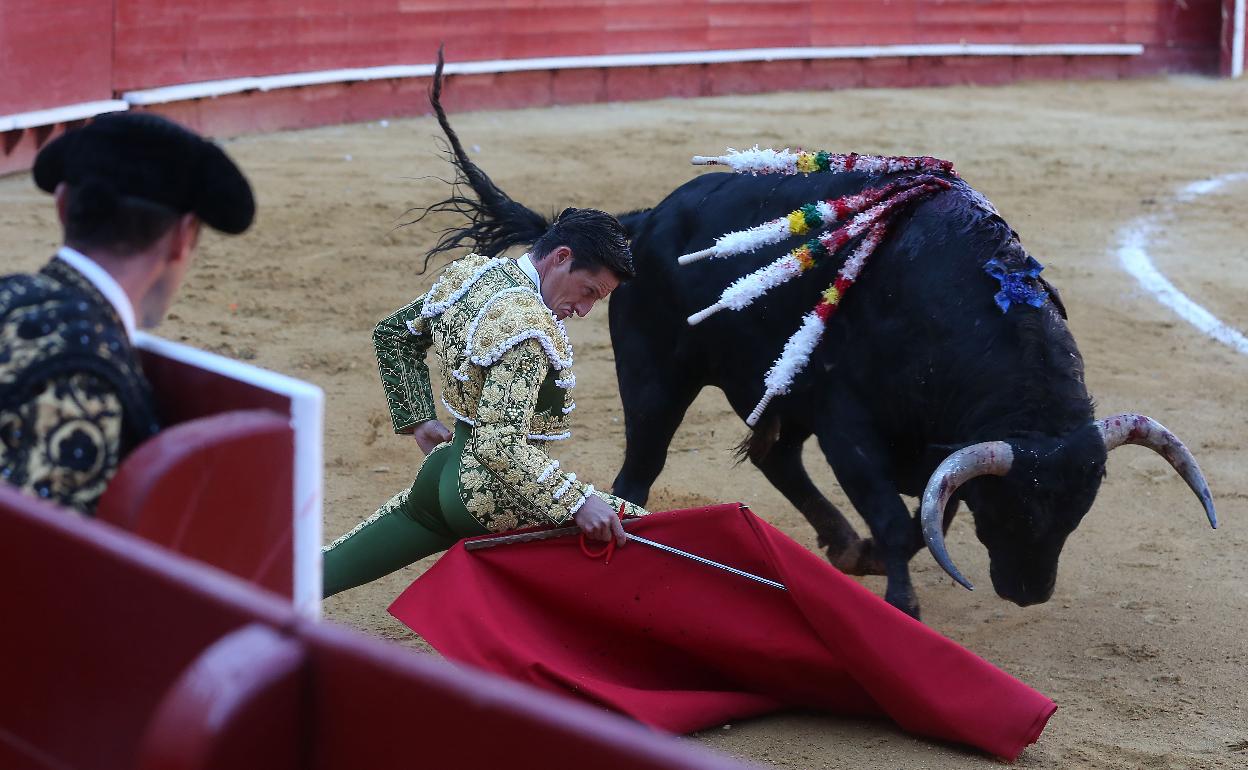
1 373 124 515
590 489 649 520
373 298 436 433
469 339 599 525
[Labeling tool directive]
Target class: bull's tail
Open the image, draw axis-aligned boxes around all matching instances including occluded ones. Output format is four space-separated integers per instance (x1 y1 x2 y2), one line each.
407 48 551 273
733 412 782 465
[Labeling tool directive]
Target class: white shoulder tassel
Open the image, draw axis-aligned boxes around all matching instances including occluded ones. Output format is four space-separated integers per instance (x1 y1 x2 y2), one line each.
537 460 560 483
568 485 595 515
422 257 508 319
554 473 578 501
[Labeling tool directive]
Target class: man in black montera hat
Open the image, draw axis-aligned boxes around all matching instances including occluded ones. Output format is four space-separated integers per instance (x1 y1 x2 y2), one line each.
0 112 255 514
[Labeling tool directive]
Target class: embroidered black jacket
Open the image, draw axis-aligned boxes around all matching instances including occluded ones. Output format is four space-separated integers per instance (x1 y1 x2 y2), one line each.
0 258 159 514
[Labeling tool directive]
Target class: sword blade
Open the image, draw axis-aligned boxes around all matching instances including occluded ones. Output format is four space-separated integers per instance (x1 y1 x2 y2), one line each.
628 534 787 591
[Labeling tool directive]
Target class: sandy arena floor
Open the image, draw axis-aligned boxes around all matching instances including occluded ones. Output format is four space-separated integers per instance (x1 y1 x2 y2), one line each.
2 75 1246 768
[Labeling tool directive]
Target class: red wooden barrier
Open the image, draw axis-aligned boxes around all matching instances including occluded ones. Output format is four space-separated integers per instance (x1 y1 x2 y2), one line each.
136 624 306 770
96 410 296 597
298 619 755 770
0 485 754 770
123 334 325 616
0 485 297 770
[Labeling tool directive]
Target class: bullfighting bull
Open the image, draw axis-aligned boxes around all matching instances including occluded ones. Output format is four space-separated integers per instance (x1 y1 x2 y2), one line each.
417 58 1216 617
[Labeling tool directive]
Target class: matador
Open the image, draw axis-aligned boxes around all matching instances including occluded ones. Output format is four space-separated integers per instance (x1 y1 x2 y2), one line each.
323 208 648 596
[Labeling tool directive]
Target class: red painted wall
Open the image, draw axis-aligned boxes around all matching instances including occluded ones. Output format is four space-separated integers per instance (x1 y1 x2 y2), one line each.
107 0 1224 91
1 1 1227 114
0 0 1233 176
0 0 114 114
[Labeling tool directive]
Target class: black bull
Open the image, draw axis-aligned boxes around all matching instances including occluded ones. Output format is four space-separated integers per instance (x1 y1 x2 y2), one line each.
421 73 1216 618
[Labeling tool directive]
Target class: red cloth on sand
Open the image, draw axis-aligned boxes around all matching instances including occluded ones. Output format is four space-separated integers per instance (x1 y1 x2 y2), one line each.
389 504 1055 760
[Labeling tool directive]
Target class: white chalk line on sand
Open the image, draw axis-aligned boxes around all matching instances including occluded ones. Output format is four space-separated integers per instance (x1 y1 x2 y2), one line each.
1115 172 1248 357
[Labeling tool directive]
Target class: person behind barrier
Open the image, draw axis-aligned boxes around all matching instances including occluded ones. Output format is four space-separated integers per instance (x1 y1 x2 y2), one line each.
322 208 649 597
0 113 255 514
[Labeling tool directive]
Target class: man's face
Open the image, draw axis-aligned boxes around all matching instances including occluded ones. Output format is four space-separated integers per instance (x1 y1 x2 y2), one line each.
539 247 621 321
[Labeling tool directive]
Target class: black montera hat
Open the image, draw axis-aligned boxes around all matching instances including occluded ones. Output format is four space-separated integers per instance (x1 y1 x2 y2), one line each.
33 112 255 235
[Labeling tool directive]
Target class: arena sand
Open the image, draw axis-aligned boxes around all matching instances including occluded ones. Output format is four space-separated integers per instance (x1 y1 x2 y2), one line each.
2 75 1246 768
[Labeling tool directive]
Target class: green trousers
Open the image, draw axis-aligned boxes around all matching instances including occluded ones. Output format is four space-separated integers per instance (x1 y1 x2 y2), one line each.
323 422 488 597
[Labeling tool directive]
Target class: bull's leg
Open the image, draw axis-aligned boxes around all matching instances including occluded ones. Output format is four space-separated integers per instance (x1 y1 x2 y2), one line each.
749 422 884 576
813 412 925 618
611 373 701 507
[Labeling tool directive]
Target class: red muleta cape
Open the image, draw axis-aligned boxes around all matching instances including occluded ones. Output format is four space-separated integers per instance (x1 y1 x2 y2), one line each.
390 504 1055 761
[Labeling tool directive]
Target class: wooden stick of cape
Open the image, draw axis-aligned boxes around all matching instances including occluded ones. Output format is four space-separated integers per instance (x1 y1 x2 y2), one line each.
464 521 636 550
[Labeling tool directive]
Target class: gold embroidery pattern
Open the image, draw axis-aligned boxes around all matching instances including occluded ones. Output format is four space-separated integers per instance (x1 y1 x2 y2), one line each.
0 270 126 391
373 297 435 432
436 259 571 425
1 260 158 514
0 373 123 514
323 487 409 552
454 339 646 530
372 254 648 532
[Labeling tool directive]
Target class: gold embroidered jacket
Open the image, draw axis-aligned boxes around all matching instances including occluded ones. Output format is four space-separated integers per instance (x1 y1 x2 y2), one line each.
0 258 160 514
374 254 646 530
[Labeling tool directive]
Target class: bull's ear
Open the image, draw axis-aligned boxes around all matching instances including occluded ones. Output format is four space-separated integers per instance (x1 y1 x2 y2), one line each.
1039 277 1068 319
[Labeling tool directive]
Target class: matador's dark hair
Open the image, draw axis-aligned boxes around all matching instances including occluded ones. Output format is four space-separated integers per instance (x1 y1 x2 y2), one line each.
530 207 634 280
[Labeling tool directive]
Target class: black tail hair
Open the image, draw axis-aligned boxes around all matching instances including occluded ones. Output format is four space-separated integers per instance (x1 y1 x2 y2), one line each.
732 412 782 465
404 47 551 274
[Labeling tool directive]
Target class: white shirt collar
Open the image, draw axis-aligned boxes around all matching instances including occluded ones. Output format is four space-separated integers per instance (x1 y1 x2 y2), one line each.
518 252 542 294
55 246 138 341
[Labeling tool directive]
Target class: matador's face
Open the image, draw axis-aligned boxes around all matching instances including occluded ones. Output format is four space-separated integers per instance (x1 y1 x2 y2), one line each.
538 247 621 321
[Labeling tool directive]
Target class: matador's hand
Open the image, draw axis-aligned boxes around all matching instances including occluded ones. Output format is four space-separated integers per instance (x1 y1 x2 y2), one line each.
574 495 628 547
411 420 452 454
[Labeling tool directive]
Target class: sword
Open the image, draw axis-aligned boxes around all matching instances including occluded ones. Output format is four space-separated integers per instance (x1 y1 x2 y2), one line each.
465 524 786 591
628 534 787 591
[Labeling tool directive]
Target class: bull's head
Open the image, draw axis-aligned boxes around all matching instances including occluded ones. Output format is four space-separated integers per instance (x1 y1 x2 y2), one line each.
921 414 1217 606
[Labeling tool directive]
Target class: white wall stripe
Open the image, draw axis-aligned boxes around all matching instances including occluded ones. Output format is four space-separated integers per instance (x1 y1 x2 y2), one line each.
1115 172 1248 356
0 100 128 132
121 43 1146 106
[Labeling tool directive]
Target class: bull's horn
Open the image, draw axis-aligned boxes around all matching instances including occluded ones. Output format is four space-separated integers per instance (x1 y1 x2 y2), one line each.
1096 413 1217 528
920 441 1015 591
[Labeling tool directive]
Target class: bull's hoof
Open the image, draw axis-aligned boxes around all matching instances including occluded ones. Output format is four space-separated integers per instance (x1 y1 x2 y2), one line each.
826 538 886 576
886 587 922 620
